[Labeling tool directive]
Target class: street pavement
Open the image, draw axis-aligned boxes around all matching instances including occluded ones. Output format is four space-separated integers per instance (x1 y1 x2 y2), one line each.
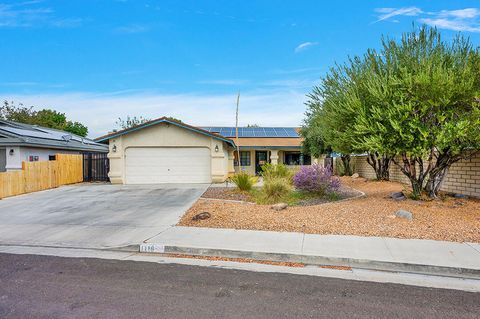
0 253 478 319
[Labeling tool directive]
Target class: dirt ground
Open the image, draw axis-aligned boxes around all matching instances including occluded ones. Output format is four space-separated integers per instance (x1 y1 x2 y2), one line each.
178 177 480 243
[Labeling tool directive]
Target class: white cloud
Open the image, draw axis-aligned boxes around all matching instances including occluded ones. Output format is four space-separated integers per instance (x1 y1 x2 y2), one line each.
3 90 308 138
0 2 81 28
261 79 318 89
374 7 422 23
373 6 480 33
294 42 318 53
438 8 480 19
420 18 480 32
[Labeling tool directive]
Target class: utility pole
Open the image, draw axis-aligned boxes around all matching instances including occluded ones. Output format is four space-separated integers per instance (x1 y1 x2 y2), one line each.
235 92 241 171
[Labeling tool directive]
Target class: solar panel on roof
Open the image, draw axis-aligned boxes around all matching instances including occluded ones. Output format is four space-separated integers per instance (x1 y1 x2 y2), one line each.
253 128 266 137
210 127 223 133
243 128 254 135
263 128 277 137
286 128 299 137
200 126 299 138
2 126 58 140
219 128 233 137
0 123 100 144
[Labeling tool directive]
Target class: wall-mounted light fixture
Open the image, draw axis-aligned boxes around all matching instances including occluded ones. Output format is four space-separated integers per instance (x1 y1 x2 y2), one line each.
112 144 117 153
214 145 219 152
9 149 14 156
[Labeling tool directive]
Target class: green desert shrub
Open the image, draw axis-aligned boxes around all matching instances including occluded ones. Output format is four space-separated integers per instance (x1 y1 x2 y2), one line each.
261 177 292 203
261 163 294 183
335 158 355 177
230 172 257 191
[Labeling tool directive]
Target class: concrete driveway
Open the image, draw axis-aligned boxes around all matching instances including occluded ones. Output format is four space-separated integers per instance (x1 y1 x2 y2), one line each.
0 183 208 249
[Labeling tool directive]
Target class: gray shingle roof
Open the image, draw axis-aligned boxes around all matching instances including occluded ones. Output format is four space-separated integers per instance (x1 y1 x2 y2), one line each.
0 120 108 153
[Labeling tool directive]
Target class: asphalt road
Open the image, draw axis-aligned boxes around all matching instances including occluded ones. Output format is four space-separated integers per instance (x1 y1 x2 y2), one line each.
0 253 478 319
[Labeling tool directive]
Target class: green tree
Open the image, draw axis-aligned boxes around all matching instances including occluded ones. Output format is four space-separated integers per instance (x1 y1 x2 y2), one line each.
300 117 331 158
115 115 152 130
0 101 35 123
303 59 372 177
0 101 89 137
356 26 480 198
64 121 88 137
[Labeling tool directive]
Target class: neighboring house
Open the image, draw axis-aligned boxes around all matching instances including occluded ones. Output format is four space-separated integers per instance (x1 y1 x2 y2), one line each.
0 120 108 172
95 117 312 184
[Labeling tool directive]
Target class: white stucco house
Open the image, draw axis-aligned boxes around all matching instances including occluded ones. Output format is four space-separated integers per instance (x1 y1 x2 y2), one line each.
95 117 312 184
0 120 108 172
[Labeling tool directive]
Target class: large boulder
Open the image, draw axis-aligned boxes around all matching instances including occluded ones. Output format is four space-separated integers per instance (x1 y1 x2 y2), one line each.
395 209 413 221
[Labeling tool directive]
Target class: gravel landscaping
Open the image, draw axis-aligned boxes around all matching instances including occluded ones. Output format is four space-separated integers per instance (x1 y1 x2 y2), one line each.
178 177 480 243
201 187 253 202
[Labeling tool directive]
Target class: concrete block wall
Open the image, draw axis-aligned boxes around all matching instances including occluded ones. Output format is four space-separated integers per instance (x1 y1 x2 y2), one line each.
351 153 480 198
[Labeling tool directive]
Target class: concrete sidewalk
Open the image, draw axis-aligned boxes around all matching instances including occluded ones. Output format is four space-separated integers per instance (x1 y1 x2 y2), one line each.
142 226 480 279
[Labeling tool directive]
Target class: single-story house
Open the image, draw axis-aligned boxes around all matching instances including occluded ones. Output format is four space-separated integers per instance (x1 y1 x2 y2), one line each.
95 117 313 184
201 126 311 175
0 120 108 172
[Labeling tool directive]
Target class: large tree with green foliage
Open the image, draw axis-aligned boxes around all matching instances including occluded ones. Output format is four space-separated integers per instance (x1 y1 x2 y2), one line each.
356 26 480 198
303 55 393 178
0 101 88 137
303 26 480 198
302 64 357 176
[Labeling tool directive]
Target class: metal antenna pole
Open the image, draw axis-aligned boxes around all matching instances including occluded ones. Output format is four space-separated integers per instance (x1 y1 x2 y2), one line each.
235 92 241 171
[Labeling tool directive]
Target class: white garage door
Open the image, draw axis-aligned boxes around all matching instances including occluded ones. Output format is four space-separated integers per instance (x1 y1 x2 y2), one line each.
125 147 211 184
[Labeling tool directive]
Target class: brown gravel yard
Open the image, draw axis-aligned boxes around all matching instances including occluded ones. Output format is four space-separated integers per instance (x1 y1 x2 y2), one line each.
179 177 480 243
201 187 253 202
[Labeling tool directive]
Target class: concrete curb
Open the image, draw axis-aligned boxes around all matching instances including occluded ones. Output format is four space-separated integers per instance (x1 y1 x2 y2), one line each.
139 244 480 280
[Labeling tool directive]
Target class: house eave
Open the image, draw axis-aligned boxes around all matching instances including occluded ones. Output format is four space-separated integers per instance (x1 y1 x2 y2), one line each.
95 118 236 148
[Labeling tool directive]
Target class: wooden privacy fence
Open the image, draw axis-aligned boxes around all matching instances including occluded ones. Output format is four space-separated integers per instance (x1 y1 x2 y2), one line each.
0 154 83 199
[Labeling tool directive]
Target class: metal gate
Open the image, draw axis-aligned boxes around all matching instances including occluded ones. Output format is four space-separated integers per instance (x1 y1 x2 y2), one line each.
83 153 110 182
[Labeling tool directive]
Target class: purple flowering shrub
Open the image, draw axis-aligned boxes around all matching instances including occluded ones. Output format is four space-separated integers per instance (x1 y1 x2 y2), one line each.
293 164 341 194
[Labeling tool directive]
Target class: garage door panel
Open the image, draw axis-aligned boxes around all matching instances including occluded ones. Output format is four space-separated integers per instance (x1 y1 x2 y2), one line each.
125 147 211 184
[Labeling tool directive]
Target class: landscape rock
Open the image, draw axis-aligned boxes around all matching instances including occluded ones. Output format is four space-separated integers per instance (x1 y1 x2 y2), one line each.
390 192 406 201
395 209 413 221
351 173 359 179
192 212 211 221
271 203 288 211
454 193 468 199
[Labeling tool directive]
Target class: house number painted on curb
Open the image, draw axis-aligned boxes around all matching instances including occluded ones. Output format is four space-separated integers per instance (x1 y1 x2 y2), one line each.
139 244 165 253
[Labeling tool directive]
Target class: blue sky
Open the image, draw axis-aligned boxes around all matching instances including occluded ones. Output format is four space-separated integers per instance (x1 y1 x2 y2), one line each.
1 0 480 137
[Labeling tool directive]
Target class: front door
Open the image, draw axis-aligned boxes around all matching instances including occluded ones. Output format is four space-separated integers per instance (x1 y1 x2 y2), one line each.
255 151 269 175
